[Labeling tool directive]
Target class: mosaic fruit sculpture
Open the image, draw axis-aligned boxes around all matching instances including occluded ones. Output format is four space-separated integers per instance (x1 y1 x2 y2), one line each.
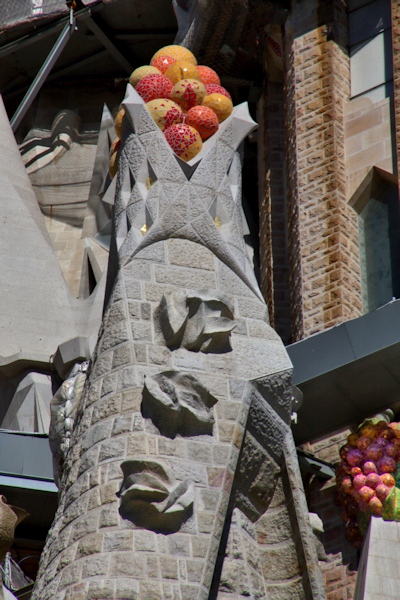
129 65 162 88
205 84 232 100
202 93 233 123
110 43 238 173
165 61 201 84
185 105 219 141
145 99 183 131
197 65 220 86
135 74 174 103
336 417 400 548
164 124 202 161
170 78 207 112
151 44 197 66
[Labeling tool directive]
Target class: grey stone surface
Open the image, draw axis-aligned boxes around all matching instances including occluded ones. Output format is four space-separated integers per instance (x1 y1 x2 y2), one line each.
354 518 400 600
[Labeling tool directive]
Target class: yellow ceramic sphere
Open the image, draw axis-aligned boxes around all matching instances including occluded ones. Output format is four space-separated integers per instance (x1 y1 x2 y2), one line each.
129 65 161 88
146 99 183 131
165 61 201 84
114 107 125 139
109 151 119 178
170 79 207 111
151 45 197 66
202 93 233 123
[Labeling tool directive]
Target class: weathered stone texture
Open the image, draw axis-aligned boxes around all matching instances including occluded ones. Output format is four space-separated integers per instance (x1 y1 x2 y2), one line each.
284 0 362 340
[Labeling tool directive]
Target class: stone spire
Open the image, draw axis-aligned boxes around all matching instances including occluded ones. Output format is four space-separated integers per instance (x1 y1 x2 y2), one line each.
32 86 324 600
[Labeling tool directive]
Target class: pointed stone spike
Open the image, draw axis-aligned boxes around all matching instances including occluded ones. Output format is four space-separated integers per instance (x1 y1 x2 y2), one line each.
0 96 103 364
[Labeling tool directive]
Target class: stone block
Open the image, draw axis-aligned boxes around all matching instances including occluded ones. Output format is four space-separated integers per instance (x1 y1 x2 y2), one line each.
168 535 191 557
76 533 103 558
160 556 179 580
99 437 125 462
103 530 133 552
134 530 156 552
110 552 146 578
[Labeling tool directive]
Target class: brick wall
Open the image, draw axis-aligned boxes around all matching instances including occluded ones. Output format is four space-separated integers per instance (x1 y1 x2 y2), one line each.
284 0 362 341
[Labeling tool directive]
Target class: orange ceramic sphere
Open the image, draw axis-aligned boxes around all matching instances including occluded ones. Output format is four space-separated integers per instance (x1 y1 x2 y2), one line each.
170 78 207 111
165 61 201 84
146 99 183 131
202 93 233 123
129 65 161 88
114 107 125 139
197 65 220 86
164 124 202 162
151 45 197 66
151 55 177 74
185 105 219 141
135 74 174 103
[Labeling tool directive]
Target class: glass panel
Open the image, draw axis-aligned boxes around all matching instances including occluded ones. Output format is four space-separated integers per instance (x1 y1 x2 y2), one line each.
359 188 400 312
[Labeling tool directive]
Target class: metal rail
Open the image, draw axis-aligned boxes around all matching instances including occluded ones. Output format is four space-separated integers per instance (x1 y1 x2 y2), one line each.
10 16 77 132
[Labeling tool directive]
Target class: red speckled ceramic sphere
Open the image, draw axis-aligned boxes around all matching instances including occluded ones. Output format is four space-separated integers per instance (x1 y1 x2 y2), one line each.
170 78 207 111
146 99 183 131
136 74 173 103
164 124 202 162
151 45 197 66
205 84 232 100
165 61 201 84
129 65 161 88
150 55 177 74
197 65 220 86
185 105 219 141
202 93 233 123
109 138 121 156
114 107 125 139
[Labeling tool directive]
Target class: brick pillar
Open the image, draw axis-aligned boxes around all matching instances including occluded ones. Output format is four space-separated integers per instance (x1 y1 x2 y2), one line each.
391 0 400 183
284 0 362 341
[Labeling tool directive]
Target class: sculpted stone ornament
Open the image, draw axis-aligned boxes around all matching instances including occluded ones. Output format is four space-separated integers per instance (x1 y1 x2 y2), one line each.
142 370 218 437
31 68 324 600
159 289 235 352
48 361 88 485
118 460 195 533
0 496 28 564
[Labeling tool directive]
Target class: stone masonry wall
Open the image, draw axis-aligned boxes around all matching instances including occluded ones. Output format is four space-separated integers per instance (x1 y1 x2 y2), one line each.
284 0 362 340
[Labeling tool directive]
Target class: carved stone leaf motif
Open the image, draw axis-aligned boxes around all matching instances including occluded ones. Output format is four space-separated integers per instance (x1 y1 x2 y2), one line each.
159 289 235 353
118 460 195 533
142 371 218 438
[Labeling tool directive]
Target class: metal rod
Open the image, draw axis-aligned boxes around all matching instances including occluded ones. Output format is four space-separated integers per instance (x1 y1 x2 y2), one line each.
0 5 102 60
10 18 76 133
80 13 133 74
